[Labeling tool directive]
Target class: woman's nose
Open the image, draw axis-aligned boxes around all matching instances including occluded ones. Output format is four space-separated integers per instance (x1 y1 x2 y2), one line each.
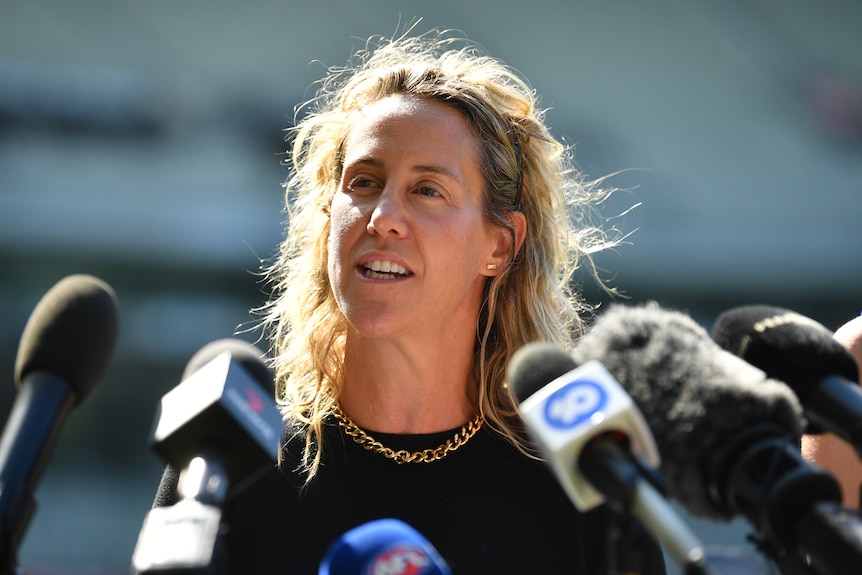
367 187 407 238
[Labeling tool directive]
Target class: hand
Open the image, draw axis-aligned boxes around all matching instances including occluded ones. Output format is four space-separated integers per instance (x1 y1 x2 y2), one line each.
834 315 862 374
801 313 862 507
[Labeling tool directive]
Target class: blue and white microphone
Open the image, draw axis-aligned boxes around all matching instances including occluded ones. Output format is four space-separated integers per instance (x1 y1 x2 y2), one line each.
319 519 451 575
510 352 660 511
509 343 717 574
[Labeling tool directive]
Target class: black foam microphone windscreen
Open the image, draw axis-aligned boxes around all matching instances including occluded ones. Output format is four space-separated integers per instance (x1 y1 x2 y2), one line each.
712 304 861 439
508 342 580 403
13 274 119 401
572 302 805 521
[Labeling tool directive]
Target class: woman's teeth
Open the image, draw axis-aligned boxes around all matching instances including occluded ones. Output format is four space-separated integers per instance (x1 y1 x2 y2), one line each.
363 260 409 279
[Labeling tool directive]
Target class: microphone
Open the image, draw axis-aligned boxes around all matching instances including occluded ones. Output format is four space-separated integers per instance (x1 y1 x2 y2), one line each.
131 338 283 574
508 345 661 511
509 344 726 574
151 338 280 490
574 303 862 575
0 274 119 571
319 519 452 575
712 305 862 454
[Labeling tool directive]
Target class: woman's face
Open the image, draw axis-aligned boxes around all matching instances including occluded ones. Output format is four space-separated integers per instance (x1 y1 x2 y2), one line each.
328 94 504 341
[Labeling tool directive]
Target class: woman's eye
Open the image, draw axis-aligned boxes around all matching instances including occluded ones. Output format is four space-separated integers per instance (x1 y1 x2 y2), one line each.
346 177 376 192
416 185 441 197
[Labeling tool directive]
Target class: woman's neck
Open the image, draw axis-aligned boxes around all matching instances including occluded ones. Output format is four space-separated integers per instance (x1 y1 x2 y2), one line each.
338 333 478 434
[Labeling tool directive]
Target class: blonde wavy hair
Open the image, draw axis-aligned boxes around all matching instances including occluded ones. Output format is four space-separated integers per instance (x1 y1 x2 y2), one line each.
259 29 621 480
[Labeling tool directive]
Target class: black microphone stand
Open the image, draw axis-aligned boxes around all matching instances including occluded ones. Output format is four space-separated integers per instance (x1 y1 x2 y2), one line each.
603 506 653 575
582 440 721 575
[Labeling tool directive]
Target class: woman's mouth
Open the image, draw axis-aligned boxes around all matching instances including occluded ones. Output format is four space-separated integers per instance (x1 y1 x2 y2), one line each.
362 260 412 280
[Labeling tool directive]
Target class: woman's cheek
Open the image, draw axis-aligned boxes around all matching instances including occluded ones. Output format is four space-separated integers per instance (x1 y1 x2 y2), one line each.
328 198 364 283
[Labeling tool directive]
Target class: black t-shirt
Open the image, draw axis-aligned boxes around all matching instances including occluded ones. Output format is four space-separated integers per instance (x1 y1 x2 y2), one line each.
151 421 667 574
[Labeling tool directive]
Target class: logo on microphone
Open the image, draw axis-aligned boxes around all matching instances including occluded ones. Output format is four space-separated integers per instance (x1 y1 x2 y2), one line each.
369 545 432 575
244 386 265 413
754 311 827 334
543 380 607 429
225 382 278 444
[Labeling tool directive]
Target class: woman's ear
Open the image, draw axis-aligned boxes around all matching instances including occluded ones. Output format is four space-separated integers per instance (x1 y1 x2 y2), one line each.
508 210 527 259
484 211 527 276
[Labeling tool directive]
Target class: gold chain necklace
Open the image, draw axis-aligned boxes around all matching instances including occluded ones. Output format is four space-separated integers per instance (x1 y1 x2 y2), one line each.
331 404 484 464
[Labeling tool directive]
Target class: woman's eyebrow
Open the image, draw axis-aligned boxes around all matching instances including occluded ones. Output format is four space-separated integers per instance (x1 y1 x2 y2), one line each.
412 164 459 180
346 156 462 183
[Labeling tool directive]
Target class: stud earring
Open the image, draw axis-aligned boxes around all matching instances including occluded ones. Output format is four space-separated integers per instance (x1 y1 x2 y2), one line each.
486 263 498 270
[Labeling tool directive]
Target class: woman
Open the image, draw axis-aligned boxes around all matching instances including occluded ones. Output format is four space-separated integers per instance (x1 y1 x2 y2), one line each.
150 30 667 574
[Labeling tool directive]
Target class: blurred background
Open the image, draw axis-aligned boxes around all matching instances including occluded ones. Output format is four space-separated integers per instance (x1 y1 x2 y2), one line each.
1 1 860 573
